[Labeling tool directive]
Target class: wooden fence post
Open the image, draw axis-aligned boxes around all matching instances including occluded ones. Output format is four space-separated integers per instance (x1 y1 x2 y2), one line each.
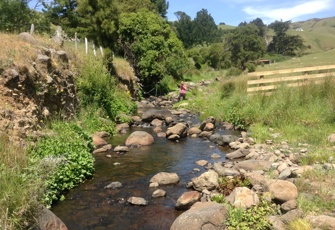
93 43 96 57
85 37 88 55
75 32 78 52
30 24 34 35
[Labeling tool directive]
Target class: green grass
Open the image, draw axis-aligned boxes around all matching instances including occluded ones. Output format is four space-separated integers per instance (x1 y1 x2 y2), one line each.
0 136 44 230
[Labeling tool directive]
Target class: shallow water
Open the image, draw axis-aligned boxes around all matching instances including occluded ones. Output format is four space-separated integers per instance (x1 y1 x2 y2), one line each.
51 122 239 230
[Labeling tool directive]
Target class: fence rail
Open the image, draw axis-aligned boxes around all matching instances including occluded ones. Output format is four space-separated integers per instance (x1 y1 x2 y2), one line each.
246 65 335 94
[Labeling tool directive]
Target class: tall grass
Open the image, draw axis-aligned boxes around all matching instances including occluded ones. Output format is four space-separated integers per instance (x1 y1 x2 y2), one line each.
0 136 43 230
186 73 335 149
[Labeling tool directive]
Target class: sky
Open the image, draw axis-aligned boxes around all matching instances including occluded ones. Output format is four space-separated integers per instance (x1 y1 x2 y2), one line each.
166 0 335 26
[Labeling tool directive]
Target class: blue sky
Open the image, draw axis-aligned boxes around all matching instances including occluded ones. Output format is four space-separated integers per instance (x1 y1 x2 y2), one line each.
167 0 335 26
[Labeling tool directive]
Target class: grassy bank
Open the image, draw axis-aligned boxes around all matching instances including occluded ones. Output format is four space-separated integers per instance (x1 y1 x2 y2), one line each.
181 51 335 225
0 34 137 229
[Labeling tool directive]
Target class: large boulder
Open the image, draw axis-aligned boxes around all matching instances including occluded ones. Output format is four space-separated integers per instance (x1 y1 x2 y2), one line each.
170 202 227 230
125 131 154 146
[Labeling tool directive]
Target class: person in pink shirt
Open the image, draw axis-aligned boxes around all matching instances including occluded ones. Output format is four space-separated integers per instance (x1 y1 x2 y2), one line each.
178 81 187 102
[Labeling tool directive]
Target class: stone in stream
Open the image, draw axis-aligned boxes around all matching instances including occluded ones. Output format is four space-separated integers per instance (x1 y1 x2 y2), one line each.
152 189 166 198
127 197 148 206
150 172 180 185
104 181 122 189
175 191 201 210
125 131 154 146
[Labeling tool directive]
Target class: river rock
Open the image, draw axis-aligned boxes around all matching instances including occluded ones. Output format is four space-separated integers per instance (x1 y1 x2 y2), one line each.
166 123 188 138
188 126 201 136
226 149 250 159
175 191 201 210
265 179 298 203
157 132 166 138
141 108 167 122
280 199 297 213
196 160 208 167
37 206 68 230
199 116 216 130
104 181 122 189
305 214 335 230
213 162 240 177
125 131 154 146
91 134 107 148
149 172 180 185
113 145 129 152
170 202 227 230
151 118 164 127
152 189 166 198
93 144 112 154
116 123 129 133
191 170 219 191
225 187 259 209
234 160 272 171
127 197 148 206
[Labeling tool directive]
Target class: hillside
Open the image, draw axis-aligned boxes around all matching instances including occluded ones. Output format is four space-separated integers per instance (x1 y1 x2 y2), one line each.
289 17 335 53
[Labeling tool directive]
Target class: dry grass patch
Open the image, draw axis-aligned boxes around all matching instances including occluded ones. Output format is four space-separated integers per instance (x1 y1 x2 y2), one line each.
0 33 57 68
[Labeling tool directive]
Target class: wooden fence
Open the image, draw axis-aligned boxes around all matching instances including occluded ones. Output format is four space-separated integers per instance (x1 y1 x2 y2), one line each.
246 65 335 94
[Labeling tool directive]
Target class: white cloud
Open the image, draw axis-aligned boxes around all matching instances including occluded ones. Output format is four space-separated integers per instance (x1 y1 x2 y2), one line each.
243 0 333 24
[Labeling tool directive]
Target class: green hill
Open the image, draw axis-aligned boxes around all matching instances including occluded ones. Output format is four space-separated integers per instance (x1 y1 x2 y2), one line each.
290 17 335 53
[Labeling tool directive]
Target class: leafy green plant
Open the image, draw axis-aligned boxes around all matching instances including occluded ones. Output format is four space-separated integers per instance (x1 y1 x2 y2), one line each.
28 122 95 207
211 194 225 204
226 196 280 230
217 175 251 196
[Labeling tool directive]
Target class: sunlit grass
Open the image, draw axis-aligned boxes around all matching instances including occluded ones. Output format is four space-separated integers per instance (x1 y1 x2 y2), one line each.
0 135 43 230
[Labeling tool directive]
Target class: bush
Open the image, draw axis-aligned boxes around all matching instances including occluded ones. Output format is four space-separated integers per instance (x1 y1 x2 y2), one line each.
29 122 95 207
76 55 137 121
226 196 280 230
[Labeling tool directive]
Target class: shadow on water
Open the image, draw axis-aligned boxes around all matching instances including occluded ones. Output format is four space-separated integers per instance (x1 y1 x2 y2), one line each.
51 122 240 230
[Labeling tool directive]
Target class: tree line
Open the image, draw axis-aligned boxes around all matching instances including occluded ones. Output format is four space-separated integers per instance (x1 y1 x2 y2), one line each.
1 0 307 93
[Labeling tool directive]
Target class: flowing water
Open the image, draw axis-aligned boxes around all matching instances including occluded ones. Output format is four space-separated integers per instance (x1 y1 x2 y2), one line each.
51 112 240 230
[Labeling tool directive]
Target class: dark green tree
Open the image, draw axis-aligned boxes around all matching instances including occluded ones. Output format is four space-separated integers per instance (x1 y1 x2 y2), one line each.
192 8 220 45
76 0 119 50
118 9 189 92
225 24 266 70
42 0 79 37
173 11 194 48
0 0 32 33
114 0 153 13
151 0 169 18
268 20 306 55
250 18 267 37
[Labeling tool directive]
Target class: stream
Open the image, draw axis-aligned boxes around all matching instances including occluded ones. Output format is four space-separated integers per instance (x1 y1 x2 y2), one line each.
51 110 240 230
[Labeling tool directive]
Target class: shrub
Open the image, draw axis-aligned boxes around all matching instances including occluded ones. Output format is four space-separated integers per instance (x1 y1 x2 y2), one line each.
226 196 280 230
28 122 95 207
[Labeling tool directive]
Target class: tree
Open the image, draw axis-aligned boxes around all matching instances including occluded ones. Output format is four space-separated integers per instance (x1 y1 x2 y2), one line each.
268 20 306 55
225 24 266 70
0 0 32 33
192 9 220 45
151 0 169 18
42 0 79 37
76 0 119 50
250 18 267 37
173 11 194 48
118 9 189 92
